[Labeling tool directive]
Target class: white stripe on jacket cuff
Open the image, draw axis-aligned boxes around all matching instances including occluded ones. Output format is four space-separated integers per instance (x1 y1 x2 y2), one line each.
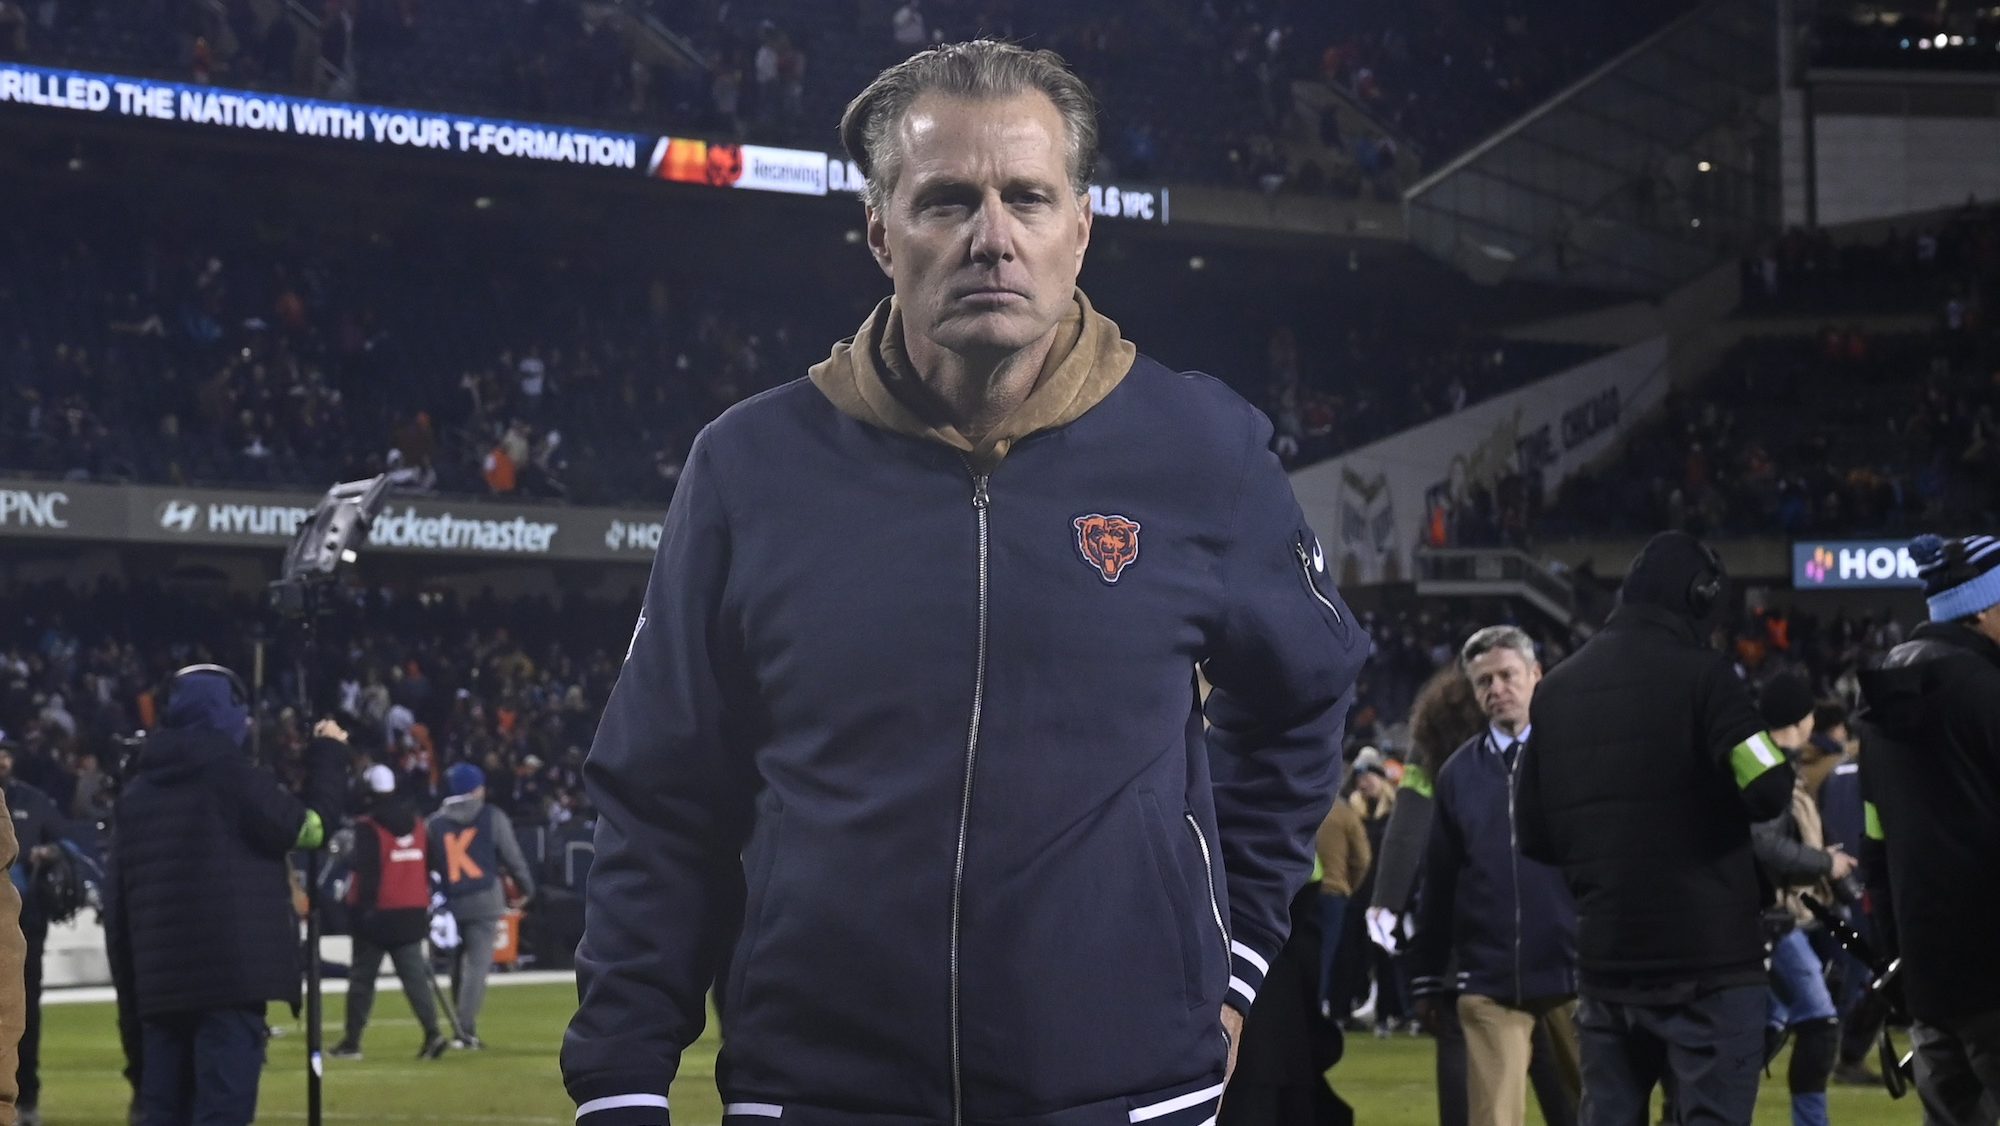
577 1093 669 1120
1228 975 1257 1008
1229 940 1270 976
1228 939 1273 1010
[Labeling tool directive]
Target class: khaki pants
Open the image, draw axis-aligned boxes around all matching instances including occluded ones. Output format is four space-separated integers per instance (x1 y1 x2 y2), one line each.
1459 993 1582 1126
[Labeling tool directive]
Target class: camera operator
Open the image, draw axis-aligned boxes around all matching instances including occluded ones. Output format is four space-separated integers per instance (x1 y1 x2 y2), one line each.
1748 675 1849 1126
1857 534 2000 1122
1518 532 1796 1126
107 665 347 1126
0 745 64 1126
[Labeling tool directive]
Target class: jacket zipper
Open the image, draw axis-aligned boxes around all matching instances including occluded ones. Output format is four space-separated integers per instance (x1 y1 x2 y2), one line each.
1185 812 1230 958
1292 538 1343 623
1506 737 1523 1005
950 465 991 1126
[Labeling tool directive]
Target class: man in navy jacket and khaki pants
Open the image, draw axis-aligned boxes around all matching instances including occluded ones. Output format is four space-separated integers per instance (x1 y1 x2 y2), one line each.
1411 626 1581 1126
561 39 1369 1126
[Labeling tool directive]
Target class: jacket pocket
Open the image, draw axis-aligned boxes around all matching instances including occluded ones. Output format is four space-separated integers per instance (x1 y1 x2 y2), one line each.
1292 530 1351 639
723 800 785 1016
1137 790 1208 1010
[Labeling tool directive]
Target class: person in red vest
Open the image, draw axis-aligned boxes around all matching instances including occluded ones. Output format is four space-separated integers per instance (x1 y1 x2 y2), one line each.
332 764 450 1060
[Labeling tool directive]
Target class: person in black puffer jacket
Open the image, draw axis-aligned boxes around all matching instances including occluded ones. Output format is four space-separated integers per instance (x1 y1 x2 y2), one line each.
1518 532 1795 1126
109 665 346 1126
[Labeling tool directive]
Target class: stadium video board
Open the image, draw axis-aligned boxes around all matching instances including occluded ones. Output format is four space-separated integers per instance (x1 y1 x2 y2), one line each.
1791 539 1926 590
0 62 1170 224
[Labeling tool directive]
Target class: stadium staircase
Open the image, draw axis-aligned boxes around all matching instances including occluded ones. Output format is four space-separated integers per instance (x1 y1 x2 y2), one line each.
1414 548 1601 636
1404 0 1781 294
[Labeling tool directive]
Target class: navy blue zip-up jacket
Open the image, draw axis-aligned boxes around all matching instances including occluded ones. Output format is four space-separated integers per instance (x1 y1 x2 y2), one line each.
1410 731 1577 1004
562 348 1368 1126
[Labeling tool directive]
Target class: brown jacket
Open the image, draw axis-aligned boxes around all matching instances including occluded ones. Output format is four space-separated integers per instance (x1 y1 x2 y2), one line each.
1778 782 1835 930
1316 799 1372 897
0 790 24 1125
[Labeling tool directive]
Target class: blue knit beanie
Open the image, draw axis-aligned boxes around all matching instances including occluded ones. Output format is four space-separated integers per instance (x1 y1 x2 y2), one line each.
1911 534 2000 622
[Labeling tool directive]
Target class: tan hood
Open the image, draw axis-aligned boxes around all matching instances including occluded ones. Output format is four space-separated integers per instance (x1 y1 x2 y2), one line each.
808 288 1137 470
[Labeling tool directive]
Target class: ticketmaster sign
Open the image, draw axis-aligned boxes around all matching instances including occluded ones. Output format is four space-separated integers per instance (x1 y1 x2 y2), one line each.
0 479 663 563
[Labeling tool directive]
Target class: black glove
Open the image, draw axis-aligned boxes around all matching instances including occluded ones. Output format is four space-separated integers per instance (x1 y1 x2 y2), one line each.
302 736 350 829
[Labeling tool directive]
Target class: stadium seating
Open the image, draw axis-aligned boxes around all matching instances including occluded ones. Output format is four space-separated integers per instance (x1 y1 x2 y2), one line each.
1546 210 2000 541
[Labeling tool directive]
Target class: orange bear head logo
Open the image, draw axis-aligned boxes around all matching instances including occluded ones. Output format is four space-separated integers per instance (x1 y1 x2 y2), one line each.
1074 514 1141 584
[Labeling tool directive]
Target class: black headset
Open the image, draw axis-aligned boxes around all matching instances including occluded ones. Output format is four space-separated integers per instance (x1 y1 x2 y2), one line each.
1688 540 1727 618
158 663 250 715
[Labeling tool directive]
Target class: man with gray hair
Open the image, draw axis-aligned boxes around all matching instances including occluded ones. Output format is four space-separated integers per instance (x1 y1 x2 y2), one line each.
562 40 1369 1126
1410 626 1581 1126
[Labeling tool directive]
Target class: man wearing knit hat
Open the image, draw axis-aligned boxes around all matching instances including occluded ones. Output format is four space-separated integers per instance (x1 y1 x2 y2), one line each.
427 762 537 1049
1857 533 2000 1122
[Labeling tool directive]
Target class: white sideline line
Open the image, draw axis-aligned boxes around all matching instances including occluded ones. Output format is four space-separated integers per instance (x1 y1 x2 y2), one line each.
44 969 577 1006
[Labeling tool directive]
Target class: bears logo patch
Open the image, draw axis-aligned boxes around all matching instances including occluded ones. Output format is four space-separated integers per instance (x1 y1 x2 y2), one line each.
1073 514 1141 584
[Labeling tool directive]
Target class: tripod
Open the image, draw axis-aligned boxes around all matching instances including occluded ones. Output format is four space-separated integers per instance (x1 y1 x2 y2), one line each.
271 474 393 1126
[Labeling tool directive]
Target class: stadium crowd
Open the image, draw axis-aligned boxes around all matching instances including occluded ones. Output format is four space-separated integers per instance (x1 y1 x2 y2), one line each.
1526 206 2000 545
0 181 831 508
0 170 1596 500
0 572 1912 869
0 578 635 833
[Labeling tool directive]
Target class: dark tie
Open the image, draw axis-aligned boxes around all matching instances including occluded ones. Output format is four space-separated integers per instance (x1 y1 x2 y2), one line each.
1502 741 1520 772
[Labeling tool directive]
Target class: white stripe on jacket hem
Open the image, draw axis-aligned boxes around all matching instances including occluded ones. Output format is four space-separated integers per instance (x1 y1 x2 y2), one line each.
577 1093 670 1119
1130 1080 1229 1122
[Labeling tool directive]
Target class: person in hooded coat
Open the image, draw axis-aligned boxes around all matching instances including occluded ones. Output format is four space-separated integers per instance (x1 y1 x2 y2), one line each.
426 762 536 1049
109 665 346 1126
1517 532 1796 1126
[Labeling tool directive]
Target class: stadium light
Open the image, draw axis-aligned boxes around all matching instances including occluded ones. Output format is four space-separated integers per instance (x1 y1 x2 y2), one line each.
1697 160 1713 173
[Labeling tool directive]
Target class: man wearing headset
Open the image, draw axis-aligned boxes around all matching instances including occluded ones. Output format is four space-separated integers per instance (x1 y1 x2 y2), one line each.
109 665 348 1126
1516 532 1798 1126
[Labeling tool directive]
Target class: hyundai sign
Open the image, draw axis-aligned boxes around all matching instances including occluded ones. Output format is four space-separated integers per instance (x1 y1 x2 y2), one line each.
1792 540 1926 590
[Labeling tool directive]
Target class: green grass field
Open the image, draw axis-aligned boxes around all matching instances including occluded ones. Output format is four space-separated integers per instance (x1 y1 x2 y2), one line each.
40 981 1920 1124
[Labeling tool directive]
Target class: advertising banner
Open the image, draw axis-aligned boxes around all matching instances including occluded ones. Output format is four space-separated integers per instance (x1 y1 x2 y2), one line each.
0 62 1172 223
0 61 645 170
1290 337 1672 585
0 478 665 564
646 133 1171 223
1791 539 1926 590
